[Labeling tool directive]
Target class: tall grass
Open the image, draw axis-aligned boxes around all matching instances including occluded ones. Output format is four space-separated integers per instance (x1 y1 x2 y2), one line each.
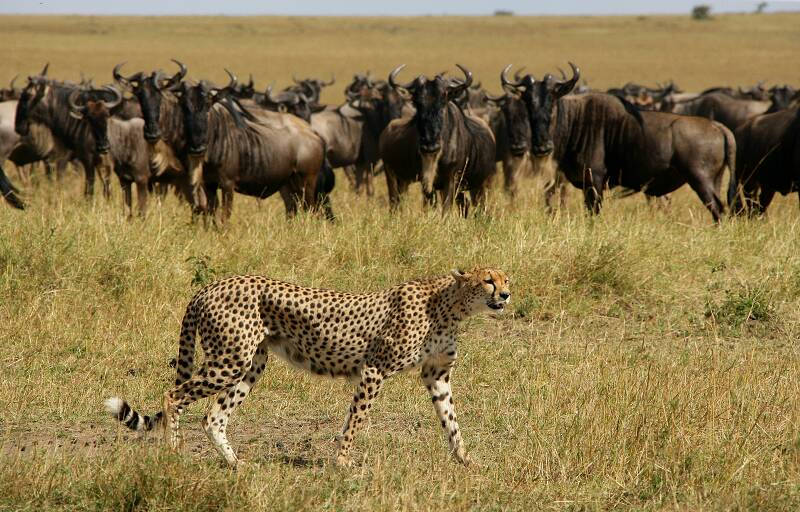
1 170 799 510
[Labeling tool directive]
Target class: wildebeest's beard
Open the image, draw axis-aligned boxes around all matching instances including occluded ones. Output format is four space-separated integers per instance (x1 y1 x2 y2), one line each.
178 84 210 155
134 80 163 143
523 80 557 157
85 102 111 153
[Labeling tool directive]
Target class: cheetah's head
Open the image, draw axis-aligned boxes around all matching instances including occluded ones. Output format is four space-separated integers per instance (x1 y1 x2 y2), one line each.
451 267 511 314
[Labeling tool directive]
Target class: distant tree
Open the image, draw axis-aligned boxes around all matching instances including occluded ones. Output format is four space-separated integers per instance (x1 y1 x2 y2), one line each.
692 5 712 20
755 2 768 13
494 10 514 16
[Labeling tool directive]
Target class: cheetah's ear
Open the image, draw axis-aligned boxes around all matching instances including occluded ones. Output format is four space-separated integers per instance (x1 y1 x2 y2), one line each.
451 268 471 283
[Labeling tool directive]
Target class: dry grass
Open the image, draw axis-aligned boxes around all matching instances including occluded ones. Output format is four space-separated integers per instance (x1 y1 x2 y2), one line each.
1 13 799 511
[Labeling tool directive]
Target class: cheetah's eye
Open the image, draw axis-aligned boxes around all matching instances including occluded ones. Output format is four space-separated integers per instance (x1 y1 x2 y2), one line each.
484 279 493 284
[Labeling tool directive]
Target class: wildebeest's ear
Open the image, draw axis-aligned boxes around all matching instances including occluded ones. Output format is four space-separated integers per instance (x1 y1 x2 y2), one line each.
451 268 471 283
310 103 327 113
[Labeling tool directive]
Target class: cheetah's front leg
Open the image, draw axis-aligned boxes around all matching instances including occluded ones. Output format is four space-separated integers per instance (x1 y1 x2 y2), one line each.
421 361 469 465
335 365 384 467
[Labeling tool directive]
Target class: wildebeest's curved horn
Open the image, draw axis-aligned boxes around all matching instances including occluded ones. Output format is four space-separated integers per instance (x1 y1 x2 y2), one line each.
471 81 482 89
513 66 526 82
501 64 525 90
9 75 18 90
113 62 144 87
557 67 567 80
446 64 473 96
388 65 419 91
247 74 254 89
224 68 238 90
554 62 580 98
41 63 49 76
157 59 187 90
99 85 123 110
322 75 335 86
67 89 87 117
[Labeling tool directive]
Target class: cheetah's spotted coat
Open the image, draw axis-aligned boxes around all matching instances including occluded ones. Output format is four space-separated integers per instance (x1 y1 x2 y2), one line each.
105 267 511 467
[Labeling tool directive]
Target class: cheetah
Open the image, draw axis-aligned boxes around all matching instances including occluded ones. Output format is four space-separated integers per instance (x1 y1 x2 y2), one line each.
104 266 511 467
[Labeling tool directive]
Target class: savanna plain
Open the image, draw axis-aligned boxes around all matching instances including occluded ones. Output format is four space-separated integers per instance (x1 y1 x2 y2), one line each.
1 13 800 511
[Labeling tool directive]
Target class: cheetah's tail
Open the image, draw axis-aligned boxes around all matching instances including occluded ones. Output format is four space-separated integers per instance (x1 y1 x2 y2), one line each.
103 397 163 432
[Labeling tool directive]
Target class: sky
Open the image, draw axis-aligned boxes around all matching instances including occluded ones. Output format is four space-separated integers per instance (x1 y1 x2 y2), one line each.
3 0 800 16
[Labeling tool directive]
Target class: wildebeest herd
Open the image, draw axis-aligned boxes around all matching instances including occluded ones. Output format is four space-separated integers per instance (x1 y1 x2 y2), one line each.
1 61 798 220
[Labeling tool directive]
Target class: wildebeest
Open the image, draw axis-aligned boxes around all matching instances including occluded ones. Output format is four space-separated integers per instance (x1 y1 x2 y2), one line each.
68 85 184 216
114 60 206 209
260 85 326 123
729 106 800 215
379 64 496 214
285 75 335 105
169 76 328 221
662 92 772 130
507 63 735 222
486 71 568 209
14 66 112 198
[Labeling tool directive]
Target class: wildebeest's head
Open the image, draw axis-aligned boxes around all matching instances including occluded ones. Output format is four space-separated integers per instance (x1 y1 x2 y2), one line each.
175 70 256 156
67 85 123 153
1 75 20 102
262 85 323 123
231 74 255 99
113 59 187 143
503 62 580 157
286 75 335 105
768 85 798 112
487 90 529 157
15 63 51 136
172 80 214 155
388 64 473 195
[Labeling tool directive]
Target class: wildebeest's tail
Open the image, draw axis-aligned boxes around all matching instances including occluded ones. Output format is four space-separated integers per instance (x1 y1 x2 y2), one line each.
714 121 737 209
0 164 24 210
103 301 199 431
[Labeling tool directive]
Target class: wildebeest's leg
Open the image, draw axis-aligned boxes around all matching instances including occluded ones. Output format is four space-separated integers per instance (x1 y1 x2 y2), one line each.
343 165 357 192
685 168 723 222
582 167 605 215
97 158 113 200
757 187 775 215
335 365 384 467
120 179 133 218
385 165 401 211
0 163 25 210
204 182 219 218
355 162 374 197
455 190 469 217
470 186 487 216
279 185 299 218
220 186 234 223
135 181 149 217
82 159 96 198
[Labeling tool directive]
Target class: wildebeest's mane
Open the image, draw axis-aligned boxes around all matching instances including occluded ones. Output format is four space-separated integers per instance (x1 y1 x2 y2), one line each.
158 94 186 151
39 83 95 155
